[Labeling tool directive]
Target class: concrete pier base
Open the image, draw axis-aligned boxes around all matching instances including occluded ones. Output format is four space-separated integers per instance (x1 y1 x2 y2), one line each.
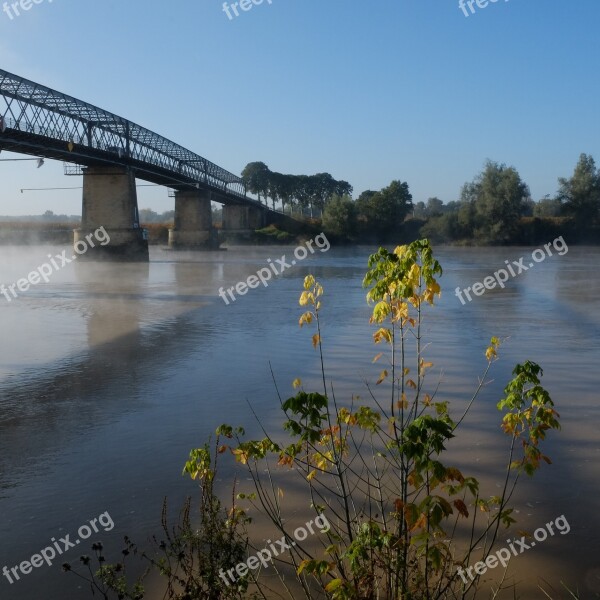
73 227 148 261
75 166 148 261
169 189 215 249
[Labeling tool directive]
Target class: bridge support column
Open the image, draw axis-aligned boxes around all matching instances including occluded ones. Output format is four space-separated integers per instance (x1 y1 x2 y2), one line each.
222 205 266 235
74 166 149 261
168 189 215 249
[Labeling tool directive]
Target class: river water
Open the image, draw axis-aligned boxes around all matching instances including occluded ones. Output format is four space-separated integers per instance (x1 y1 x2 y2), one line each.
0 243 598 600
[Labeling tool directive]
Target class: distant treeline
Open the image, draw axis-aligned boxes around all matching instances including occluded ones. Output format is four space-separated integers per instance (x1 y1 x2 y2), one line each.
241 154 600 245
0 210 79 223
3 154 599 247
0 220 77 244
241 161 353 217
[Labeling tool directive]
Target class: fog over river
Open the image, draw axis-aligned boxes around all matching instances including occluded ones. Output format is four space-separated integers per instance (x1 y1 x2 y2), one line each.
0 243 598 599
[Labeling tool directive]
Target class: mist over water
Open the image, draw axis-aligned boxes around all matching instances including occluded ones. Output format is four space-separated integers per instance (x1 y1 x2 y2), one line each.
0 243 599 599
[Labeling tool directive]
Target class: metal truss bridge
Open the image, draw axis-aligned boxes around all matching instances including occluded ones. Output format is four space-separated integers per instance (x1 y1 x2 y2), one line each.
0 68 264 208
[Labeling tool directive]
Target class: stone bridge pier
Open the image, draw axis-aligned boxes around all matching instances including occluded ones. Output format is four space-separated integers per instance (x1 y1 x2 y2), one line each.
74 166 149 261
168 189 215 249
222 205 266 237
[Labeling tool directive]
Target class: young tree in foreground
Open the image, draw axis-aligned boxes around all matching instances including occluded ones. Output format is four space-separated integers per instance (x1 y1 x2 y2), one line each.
209 239 561 599
69 240 564 600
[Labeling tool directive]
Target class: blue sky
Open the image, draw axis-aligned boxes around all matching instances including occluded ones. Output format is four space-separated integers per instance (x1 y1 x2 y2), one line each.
0 0 598 215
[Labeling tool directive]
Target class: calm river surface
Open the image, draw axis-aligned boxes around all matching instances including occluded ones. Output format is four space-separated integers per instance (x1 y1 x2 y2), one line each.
0 243 599 600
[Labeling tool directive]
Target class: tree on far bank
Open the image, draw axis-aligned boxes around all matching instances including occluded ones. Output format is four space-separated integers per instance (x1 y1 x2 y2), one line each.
241 163 352 215
426 196 444 217
413 201 427 219
357 180 413 238
534 196 562 217
334 179 353 197
309 172 337 216
521 197 536 217
413 198 444 219
460 160 530 243
557 153 600 226
241 161 271 204
322 194 357 239
355 190 377 215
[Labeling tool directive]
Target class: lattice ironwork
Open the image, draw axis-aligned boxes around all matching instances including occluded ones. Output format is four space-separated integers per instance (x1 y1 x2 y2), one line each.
0 68 263 207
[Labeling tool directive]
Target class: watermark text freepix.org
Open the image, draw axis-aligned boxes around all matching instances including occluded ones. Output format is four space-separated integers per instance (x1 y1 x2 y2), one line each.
1 226 110 303
219 514 331 586
455 235 568 305
218 232 330 305
457 514 570 583
459 0 509 18
223 0 272 21
3 0 53 21
2 511 115 585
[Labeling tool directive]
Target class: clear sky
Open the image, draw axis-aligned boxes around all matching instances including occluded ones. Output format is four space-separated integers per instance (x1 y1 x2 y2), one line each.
0 0 599 215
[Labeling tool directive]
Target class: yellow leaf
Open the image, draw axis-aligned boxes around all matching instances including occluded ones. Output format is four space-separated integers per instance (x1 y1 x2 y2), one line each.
373 328 392 344
297 559 310 575
408 263 421 287
396 392 408 409
231 448 249 465
486 336 501 361
292 378 302 389
407 470 417 486
372 300 391 323
398 302 409 319
325 579 344 593
299 291 310 306
376 369 388 385
307 469 317 481
411 513 428 532
278 454 293 466
299 311 313 327
372 352 383 363
419 360 434 376
312 333 320 348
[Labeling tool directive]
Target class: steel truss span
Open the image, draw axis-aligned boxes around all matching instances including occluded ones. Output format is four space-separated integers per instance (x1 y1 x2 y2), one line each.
0 68 256 206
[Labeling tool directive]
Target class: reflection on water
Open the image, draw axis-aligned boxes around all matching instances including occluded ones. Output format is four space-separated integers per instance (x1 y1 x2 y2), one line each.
0 243 599 599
